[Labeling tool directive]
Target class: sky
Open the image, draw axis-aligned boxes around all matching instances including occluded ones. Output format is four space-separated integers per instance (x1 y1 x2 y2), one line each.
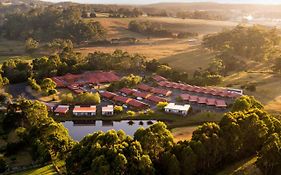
42 0 281 5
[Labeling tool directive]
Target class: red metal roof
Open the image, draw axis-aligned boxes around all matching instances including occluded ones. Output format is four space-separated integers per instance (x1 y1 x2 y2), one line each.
189 95 198 102
128 99 148 108
137 84 152 91
54 106 69 114
150 88 172 96
113 96 132 104
73 106 96 112
180 94 190 101
215 100 227 108
147 95 167 103
51 77 65 88
206 98 216 106
100 91 117 99
152 75 167 82
51 71 120 87
197 97 207 104
132 91 151 99
120 88 135 95
157 81 168 87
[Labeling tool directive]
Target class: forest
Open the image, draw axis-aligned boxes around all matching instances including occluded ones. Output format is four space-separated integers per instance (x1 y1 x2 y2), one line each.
0 6 106 43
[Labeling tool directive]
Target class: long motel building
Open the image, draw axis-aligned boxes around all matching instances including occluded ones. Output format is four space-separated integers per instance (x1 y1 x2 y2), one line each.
164 103 191 116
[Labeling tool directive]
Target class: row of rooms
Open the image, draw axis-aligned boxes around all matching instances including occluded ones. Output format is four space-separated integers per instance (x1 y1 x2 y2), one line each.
152 75 242 99
53 105 114 116
180 94 227 108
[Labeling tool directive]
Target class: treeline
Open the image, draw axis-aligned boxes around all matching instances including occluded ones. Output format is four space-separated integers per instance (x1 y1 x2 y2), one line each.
203 25 281 73
109 8 143 18
1 99 74 168
128 20 197 38
129 20 174 38
0 47 220 87
0 7 106 43
1 46 83 83
176 10 230 21
66 96 281 175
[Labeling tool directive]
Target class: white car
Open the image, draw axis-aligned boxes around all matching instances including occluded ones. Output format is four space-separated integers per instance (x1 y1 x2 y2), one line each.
136 97 143 100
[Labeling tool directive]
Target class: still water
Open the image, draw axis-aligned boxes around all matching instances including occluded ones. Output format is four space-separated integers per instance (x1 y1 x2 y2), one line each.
62 120 156 141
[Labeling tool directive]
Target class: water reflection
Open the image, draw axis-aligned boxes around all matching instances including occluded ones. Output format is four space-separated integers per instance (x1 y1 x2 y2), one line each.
62 120 156 141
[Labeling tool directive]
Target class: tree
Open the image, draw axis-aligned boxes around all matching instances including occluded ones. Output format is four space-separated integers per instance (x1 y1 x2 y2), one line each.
257 133 281 175
1 59 32 83
134 122 174 160
25 38 39 54
40 78 57 94
158 151 180 175
28 78 41 92
0 155 7 173
66 130 154 175
108 74 142 91
273 56 281 73
61 93 74 104
74 92 101 104
47 39 73 53
0 74 9 88
232 96 263 112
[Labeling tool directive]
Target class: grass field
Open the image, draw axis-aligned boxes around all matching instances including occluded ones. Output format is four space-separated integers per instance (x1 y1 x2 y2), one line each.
92 17 238 38
216 156 262 175
14 164 58 175
221 60 281 113
172 126 198 142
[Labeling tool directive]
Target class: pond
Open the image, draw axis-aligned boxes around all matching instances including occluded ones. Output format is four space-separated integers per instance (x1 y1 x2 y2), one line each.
62 120 157 141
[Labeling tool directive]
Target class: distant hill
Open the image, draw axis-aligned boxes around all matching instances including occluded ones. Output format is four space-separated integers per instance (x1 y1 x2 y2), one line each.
0 0 50 6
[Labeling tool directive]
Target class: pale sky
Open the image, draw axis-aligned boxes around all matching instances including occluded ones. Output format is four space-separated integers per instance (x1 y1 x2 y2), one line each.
42 0 281 5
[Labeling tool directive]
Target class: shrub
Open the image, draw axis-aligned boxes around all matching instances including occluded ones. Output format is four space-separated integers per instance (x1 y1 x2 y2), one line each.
114 106 123 113
48 89 58 95
157 102 169 110
28 78 41 92
127 110 136 117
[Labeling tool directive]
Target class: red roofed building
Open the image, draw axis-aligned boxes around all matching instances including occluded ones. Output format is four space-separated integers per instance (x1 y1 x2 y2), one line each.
100 91 117 99
206 98 216 106
157 81 168 87
51 77 66 88
150 88 172 96
73 106 96 116
51 71 120 87
132 91 151 99
120 88 135 95
147 95 167 103
197 97 207 104
215 100 227 108
189 95 198 102
180 94 190 101
137 84 152 91
153 75 167 82
54 105 69 115
113 96 132 104
128 99 149 109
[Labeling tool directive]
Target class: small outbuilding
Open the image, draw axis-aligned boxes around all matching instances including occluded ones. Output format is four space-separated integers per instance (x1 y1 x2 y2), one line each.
54 105 69 115
164 103 190 116
102 105 114 116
